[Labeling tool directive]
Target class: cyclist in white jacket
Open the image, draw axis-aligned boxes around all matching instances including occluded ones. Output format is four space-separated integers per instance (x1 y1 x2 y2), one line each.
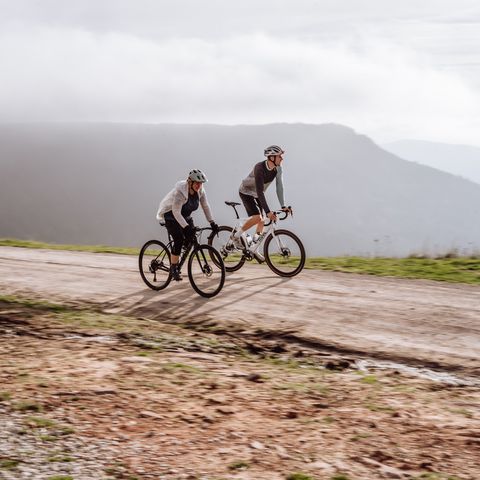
156 170 219 281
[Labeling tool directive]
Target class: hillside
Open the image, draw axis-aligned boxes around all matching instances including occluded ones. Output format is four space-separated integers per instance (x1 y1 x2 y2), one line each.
1 123 480 256
383 139 480 186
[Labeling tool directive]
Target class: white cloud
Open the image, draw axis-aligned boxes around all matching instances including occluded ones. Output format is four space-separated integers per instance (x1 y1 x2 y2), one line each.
0 25 479 145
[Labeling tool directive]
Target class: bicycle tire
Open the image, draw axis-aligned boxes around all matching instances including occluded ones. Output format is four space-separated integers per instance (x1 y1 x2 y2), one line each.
188 244 225 298
208 225 246 272
264 229 306 277
138 240 172 290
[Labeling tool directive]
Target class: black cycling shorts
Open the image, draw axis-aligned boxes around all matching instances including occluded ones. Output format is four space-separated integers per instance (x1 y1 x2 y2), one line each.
239 192 263 217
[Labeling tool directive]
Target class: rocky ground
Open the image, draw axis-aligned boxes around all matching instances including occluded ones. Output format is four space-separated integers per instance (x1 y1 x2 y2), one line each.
0 300 479 480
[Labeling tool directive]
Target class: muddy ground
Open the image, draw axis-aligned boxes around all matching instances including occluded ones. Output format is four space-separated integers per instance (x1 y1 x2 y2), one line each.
0 302 479 480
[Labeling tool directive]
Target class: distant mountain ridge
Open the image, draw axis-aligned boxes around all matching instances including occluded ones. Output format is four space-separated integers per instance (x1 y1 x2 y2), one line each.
383 139 480 185
1 122 480 256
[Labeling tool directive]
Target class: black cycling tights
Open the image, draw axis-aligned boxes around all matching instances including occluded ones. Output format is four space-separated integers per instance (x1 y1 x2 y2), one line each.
165 217 193 256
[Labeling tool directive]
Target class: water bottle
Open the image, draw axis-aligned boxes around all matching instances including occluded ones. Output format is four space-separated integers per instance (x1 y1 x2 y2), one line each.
245 233 252 247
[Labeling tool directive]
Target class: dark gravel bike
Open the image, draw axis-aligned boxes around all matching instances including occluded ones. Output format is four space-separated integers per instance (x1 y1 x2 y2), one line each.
208 201 306 277
139 225 225 298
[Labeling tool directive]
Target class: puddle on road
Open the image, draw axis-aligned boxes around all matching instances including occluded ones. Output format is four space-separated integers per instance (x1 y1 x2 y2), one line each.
60 334 479 387
356 359 479 386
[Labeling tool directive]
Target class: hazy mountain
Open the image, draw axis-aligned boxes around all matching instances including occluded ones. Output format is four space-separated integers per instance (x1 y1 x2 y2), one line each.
383 139 480 186
1 123 480 257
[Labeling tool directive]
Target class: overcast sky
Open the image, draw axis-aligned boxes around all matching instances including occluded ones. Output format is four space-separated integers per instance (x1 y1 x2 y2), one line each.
1 0 480 145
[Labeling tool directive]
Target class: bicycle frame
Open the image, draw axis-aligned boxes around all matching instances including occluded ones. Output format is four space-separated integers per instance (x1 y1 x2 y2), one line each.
164 226 212 271
230 210 289 256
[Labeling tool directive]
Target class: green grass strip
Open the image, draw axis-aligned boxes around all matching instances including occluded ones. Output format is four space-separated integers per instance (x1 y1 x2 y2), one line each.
0 238 138 255
2 238 479 284
306 256 480 284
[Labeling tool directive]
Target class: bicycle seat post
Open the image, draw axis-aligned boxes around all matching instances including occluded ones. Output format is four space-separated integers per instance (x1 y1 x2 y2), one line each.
225 201 241 219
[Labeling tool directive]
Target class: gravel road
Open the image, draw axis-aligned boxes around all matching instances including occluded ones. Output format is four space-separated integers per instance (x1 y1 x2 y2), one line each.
1 246 479 375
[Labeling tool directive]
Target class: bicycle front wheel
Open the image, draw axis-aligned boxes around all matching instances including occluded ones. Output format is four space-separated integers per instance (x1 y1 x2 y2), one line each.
208 225 245 272
139 240 172 290
264 229 305 277
188 244 225 298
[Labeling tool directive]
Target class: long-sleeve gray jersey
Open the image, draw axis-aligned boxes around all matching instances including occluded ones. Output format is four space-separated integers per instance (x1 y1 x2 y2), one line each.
239 161 285 213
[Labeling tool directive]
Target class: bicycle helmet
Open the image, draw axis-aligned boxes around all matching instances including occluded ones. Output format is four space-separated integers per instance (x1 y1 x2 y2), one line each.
264 145 284 156
188 169 208 183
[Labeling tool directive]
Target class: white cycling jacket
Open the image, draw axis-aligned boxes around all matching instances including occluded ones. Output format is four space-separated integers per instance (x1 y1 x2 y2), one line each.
156 180 214 228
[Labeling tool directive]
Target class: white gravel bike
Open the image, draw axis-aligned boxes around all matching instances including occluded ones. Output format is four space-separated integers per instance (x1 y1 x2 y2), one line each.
208 201 305 277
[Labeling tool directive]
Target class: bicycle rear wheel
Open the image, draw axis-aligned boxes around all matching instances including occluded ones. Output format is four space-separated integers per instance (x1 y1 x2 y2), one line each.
208 225 245 272
139 240 172 290
188 244 225 298
264 229 305 277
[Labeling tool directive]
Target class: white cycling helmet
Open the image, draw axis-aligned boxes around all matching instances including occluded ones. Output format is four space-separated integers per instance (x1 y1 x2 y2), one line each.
264 145 284 156
188 169 208 183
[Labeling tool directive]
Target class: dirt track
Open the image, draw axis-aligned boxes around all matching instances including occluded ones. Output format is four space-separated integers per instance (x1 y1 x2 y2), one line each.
1 246 479 375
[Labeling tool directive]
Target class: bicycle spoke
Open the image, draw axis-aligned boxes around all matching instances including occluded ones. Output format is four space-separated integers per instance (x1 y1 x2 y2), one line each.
188 245 225 297
264 229 305 277
139 240 172 290
208 226 245 272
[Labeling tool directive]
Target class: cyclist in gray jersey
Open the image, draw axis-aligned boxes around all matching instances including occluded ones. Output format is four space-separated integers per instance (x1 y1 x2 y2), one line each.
232 145 291 250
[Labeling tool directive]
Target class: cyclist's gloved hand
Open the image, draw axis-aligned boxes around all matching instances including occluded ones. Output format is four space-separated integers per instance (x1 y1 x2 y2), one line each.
281 205 293 216
183 224 195 241
267 211 277 222
210 221 219 234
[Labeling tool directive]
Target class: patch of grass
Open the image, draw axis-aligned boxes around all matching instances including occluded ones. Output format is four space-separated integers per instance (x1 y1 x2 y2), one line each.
448 408 473 418
0 459 20 470
286 474 316 480
0 391 11 402
161 362 203 374
0 294 69 313
393 384 417 393
331 475 351 480
46 476 74 480
0 237 138 255
39 434 58 442
48 456 74 463
13 400 43 412
350 432 371 441
57 310 131 331
26 416 57 428
305 256 480 284
366 403 396 413
360 374 378 385
228 460 250 470
57 425 75 435
273 381 328 396
273 381 311 393
266 357 302 369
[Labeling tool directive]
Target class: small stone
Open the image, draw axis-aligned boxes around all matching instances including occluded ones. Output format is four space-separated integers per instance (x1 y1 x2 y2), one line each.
216 406 236 415
246 373 263 383
139 410 164 420
250 440 265 450
380 464 405 479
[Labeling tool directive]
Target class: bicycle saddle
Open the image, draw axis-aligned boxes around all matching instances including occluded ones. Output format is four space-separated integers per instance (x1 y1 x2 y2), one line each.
225 201 241 206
